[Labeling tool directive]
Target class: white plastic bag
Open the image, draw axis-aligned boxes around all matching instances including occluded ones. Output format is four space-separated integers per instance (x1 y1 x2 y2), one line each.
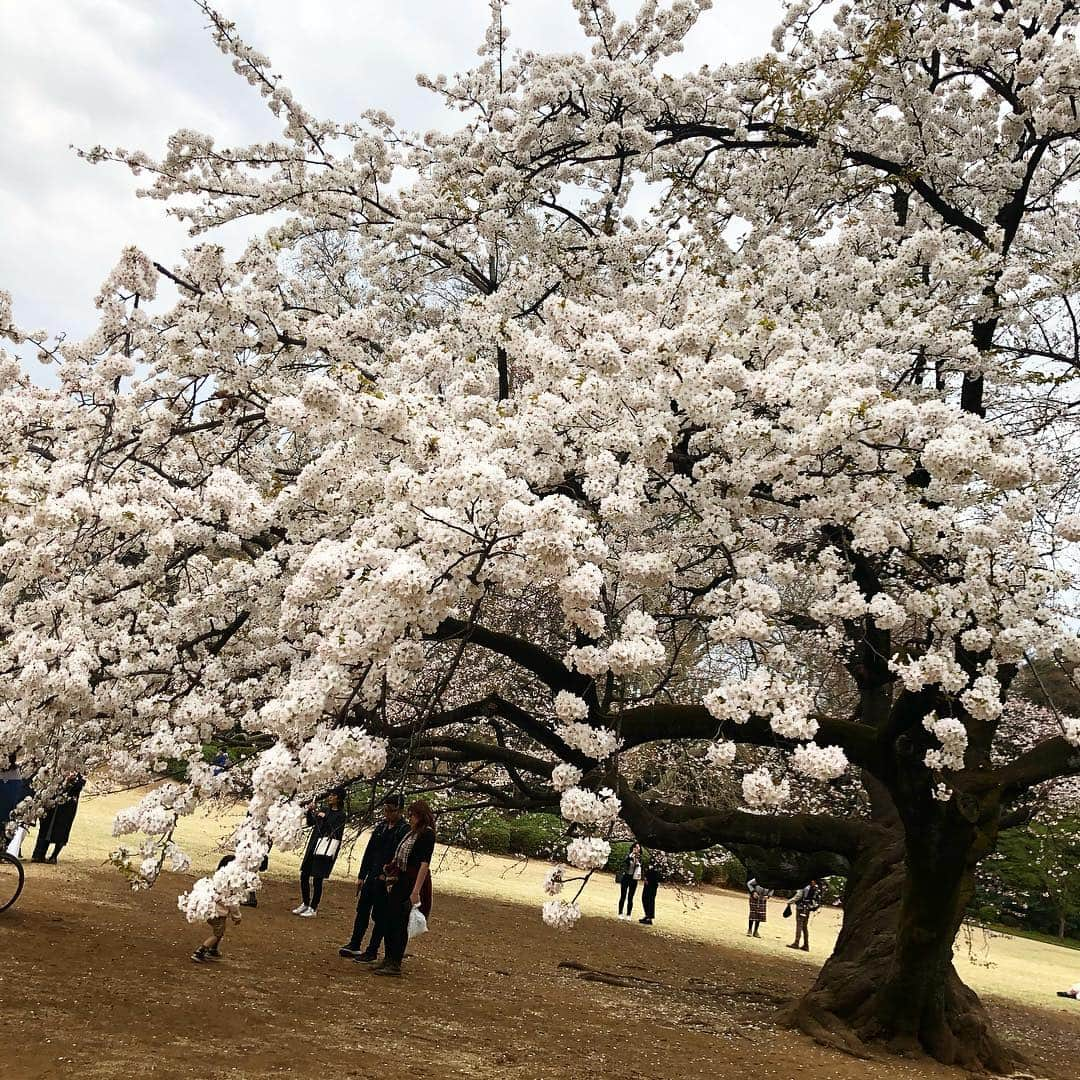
5 825 26 858
407 902 428 940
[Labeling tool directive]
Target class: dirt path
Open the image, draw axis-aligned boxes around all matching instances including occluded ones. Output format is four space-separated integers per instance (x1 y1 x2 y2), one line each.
0 787 1077 1079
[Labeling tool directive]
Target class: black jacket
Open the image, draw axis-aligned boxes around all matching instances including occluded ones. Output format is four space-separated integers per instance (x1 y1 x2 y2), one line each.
300 806 347 877
359 818 410 880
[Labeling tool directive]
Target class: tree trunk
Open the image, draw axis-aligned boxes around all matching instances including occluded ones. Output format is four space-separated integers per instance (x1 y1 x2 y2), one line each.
784 825 1022 1073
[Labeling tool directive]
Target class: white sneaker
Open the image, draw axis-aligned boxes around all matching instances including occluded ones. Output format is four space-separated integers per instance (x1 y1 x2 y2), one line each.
292 904 309 915
299 907 317 918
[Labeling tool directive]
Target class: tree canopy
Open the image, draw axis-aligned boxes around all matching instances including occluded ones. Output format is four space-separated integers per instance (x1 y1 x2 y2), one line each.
2 0 1080 1069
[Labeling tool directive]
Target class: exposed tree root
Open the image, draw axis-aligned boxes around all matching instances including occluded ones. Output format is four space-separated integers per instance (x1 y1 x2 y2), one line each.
557 960 664 990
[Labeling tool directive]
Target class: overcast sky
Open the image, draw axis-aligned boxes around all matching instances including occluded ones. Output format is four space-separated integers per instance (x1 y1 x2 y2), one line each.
0 0 781 358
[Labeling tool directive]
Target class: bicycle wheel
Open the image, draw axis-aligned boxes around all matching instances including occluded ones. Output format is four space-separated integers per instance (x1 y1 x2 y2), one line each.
0 851 25 912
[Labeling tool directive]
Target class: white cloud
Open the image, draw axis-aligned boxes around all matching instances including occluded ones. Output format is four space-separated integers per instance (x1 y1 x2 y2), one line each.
0 0 780 373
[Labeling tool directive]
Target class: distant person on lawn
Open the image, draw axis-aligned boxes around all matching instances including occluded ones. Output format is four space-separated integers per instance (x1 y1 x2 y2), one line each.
639 856 663 926
746 877 772 938
191 855 243 963
785 878 822 952
339 793 409 962
371 798 435 978
32 774 85 864
1057 981 1080 999
617 843 644 920
294 788 347 918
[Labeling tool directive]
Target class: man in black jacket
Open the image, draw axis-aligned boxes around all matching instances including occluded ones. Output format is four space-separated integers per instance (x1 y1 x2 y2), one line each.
339 795 409 962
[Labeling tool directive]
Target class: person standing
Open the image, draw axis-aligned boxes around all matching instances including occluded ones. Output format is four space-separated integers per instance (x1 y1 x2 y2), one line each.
294 788 347 918
339 794 409 962
32 774 85 864
617 843 644 920
786 878 822 951
639 856 663 925
372 798 435 978
747 877 772 938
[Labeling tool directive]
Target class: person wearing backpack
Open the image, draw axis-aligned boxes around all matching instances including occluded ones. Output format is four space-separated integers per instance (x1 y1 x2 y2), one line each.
785 878 822 951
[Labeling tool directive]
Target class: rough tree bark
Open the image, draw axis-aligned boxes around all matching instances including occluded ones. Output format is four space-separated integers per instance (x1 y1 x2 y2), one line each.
621 775 1022 1072
783 788 1020 1073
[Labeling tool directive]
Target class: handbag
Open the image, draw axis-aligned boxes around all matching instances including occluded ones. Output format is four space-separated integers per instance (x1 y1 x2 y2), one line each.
5 824 26 858
407 903 429 940
314 836 340 859
783 904 792 918
614 870 624 884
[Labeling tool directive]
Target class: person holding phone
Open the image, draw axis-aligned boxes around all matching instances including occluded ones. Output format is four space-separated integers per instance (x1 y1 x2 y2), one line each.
617 843 644 920
293 787 347 918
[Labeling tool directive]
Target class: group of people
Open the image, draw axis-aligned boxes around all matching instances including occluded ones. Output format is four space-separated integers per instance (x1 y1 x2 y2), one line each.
0 763 84 865
615 842 664 925
193 792 437 979
336 795 434 977
747 875 822 951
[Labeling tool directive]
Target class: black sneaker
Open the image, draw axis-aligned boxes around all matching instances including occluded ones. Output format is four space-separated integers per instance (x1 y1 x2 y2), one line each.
353 951 379 963
205 948 222 960
638 917 653 925
339 945 364 958
191 947 209 963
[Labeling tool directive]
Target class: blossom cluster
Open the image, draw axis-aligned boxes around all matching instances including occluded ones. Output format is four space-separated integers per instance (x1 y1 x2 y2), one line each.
565 836 612 870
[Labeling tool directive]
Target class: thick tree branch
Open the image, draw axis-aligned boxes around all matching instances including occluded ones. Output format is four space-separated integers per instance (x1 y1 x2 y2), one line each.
427 618 591 697
988 735 1080 799
617 779 871 856
617 702 880 772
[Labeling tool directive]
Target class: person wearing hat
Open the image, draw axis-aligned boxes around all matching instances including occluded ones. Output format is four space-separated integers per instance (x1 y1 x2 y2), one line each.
339 793 409 962
293 787 347 918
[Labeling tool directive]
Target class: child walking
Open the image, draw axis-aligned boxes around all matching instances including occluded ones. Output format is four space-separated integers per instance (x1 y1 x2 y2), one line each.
191 855 243 963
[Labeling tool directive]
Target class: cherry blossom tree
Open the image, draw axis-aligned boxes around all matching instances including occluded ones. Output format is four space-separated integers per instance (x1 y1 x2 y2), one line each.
3 0 1080 1070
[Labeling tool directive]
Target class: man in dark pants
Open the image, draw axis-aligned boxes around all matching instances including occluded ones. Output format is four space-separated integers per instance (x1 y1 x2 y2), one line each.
639 861 662 925
339 794 408 962
32 774 85 864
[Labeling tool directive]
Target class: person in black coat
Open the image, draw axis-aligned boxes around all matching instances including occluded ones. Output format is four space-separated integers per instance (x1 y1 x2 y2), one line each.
32 774 85 864
339 793 409 962
617 843 644 919
639 858 664 925
293 788 347 917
